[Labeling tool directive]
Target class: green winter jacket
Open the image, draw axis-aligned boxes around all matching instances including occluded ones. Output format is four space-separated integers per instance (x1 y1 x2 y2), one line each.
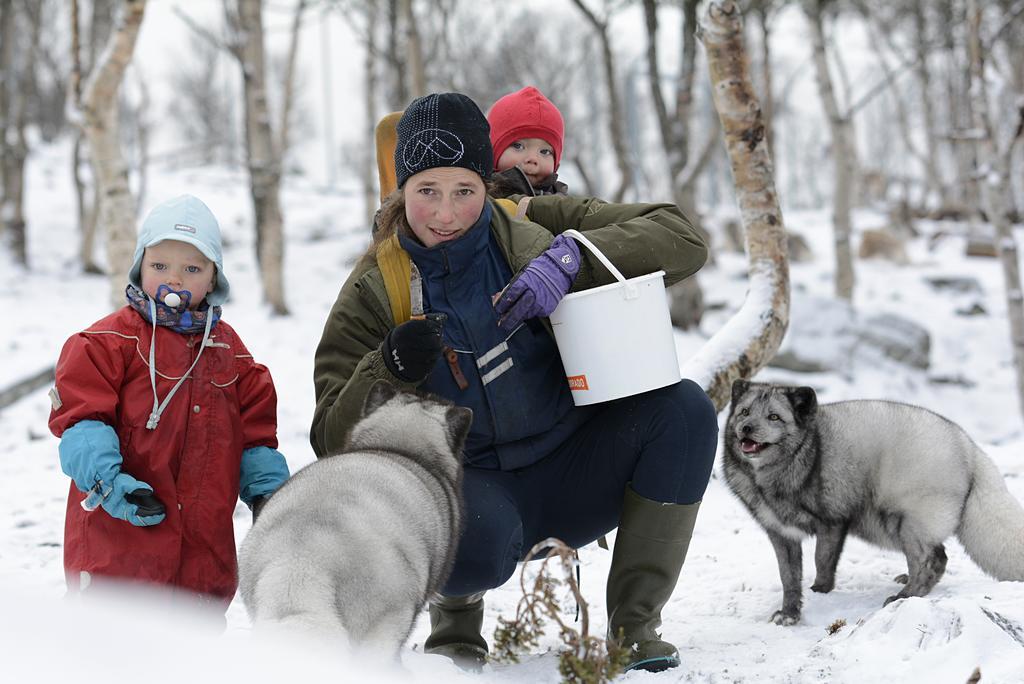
310 194 707 458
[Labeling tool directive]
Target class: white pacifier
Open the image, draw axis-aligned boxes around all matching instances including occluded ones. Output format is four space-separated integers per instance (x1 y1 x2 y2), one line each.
163 292 181 308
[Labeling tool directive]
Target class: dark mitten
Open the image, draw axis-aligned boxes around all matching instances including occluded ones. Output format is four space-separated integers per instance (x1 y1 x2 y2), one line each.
124 489 166 519
104 477 165 526
381 316 445 383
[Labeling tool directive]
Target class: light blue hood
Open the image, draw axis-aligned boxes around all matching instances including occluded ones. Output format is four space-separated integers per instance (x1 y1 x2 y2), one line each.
129 194 230 305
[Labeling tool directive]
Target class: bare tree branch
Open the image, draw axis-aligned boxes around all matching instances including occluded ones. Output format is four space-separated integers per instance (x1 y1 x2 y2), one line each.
987 0 1024 49
173 6 234 57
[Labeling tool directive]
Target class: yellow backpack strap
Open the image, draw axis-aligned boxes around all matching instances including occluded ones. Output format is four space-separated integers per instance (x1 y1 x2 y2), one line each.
495 198 517 216
377 234 412 325
495 196 532 219
376 111 404 202
374 111 412 325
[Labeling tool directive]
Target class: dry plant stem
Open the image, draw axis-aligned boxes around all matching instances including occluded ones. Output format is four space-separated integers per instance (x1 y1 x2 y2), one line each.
520 537 588 637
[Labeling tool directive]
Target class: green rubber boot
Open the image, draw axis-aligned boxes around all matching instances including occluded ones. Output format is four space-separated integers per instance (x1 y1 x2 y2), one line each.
606 486 700 673
423 591 488 671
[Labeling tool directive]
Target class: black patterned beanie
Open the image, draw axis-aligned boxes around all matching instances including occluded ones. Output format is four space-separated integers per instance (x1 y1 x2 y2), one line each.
395 93 493 188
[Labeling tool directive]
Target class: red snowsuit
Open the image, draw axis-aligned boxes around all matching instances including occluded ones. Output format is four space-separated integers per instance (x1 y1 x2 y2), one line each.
49 306 279 604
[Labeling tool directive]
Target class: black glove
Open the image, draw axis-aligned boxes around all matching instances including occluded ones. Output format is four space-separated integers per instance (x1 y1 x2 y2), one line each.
381 316 445 383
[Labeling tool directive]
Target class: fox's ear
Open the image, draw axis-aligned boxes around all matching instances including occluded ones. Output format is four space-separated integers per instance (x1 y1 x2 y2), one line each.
731 378 751 405
363 380 398 416
789 386 818 422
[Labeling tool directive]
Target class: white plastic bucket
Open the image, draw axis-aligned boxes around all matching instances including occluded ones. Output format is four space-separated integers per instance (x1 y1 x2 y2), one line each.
549 229 681 406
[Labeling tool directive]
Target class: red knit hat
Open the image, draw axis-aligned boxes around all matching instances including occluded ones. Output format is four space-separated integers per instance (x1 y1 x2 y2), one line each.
488 86 565 172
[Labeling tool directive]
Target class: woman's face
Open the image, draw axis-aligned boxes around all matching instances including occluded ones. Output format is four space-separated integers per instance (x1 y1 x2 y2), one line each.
403 167 486 248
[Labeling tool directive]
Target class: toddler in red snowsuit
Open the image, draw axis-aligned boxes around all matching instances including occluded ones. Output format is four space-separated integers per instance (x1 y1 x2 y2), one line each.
48 194 289 609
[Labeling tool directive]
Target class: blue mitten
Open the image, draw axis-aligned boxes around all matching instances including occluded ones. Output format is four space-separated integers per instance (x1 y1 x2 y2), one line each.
495 234 581 331
239 446 290 505
60 420 166 527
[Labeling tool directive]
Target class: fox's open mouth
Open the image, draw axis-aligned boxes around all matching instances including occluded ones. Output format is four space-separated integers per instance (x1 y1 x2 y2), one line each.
740 439 769 454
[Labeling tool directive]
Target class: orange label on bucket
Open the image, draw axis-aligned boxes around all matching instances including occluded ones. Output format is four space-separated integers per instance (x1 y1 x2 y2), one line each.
567 375 589 391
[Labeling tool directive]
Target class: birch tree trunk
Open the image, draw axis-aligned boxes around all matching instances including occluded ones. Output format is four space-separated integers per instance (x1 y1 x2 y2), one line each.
570 0 633 202
70 0 101 274
686 0 790 411
910 0 944 204
862 14 930 205
362 1 381 228
401 0 425 99
76 0 146 309
0 0 22 265
230 0 289 315
806 0 855 301
942 1 981 221
642 0 712 218
640 0 706 330
385 0 407 107
967 0 1024 419
0 0 31 266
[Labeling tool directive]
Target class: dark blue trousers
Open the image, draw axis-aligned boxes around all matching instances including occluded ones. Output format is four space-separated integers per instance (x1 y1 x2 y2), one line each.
442 379 718 596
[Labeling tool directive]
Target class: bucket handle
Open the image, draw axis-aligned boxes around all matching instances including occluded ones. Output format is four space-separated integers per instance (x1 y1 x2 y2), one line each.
562 229 639 299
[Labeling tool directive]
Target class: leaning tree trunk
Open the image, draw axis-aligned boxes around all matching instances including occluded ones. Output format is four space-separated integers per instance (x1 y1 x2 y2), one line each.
76 0 146 310
234 0 289 315
967 0 1024 420
807 0 855 301
685 0 790 411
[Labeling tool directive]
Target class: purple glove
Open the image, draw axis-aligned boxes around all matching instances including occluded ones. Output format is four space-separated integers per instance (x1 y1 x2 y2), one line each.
495 234 581 331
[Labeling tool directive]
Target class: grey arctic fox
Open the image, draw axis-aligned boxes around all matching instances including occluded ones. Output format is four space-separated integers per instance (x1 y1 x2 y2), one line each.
238 381 472 657
723 380 1024 625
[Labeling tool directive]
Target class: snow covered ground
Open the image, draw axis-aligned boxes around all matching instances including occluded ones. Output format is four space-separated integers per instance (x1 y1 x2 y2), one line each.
3 140 1024 683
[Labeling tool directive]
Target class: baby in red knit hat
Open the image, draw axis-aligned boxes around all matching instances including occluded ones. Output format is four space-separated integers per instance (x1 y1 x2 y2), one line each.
487 86 568 197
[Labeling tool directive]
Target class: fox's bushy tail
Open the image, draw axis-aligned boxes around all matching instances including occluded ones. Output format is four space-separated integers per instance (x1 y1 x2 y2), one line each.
957 450 1024 580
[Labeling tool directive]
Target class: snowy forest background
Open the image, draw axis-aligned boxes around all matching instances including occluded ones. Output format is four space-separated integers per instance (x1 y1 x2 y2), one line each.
2 0 1024 682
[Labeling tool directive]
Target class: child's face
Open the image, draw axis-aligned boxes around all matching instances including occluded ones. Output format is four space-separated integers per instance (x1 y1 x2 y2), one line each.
403 167 487 248
140 240 216 309
496 138 556 188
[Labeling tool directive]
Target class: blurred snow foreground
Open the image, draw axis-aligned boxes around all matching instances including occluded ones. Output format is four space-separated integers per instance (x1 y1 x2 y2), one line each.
6 570 1024 683
0 580 473 683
